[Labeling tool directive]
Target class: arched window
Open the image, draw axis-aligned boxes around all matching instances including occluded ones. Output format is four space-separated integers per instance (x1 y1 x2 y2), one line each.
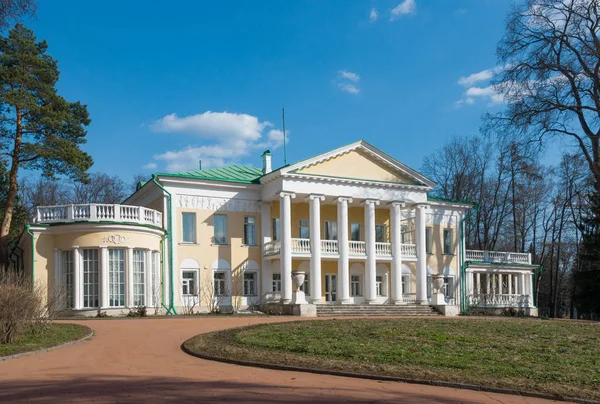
212 259 231 297
401 264 412 294
181 258 200 297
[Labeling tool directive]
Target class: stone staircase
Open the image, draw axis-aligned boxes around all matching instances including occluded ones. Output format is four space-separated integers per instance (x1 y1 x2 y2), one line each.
315 304 440 317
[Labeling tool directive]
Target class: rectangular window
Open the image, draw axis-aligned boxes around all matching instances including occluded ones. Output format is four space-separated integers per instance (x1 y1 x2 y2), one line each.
351 223 361 241
108 248 125 307
303 275 310 296
214 272 227 296
443 276 455 299
214 214 228 245
401 224 410 243
376 275 383 296
324 221 337 240
402 274 410 294
272 218 280 241
82 249 99 308
243 272 257 296
443 229 454 254
375 224 386 243
151 251 159 306
272 273 281 292
351 275 361 296
299 219 310 239
133 250 146 306
244 216 257 246
425 227 433 254
182 271 197 296
62 250 74 308
182 212 196 243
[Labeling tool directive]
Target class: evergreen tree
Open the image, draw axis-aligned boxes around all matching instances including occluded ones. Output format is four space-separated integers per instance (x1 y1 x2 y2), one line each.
0 24 92 266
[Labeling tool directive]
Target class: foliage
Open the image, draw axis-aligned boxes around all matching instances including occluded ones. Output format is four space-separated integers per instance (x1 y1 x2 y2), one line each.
185 318 600 401
0 24 93 266
0 323 88 358
0 0 36 30
126 306 147 318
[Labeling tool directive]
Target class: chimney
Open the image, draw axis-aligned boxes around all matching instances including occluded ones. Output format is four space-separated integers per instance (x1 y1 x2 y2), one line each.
198 160 202 170
262 150 272 174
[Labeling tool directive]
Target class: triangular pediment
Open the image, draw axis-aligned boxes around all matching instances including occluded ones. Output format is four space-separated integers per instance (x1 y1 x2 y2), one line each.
278 140 435 187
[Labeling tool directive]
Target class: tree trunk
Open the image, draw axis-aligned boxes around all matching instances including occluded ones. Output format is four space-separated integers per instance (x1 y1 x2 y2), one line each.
0 107 23 268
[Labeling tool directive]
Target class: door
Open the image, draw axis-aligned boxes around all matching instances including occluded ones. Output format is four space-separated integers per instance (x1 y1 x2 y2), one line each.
325 274 337 302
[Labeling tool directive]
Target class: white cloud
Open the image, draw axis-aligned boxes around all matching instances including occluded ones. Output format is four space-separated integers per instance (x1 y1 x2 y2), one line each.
391 0 416 20
455 65 510 107
142 162 157 170
334 70 361 94
149 111 285 171
369 8 378 22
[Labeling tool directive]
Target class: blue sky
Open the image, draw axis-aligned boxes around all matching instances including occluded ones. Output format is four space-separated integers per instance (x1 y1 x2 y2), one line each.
27 0 518 180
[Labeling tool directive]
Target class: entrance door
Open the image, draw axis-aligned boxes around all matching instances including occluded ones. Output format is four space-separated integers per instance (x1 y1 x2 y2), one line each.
325 274 337 302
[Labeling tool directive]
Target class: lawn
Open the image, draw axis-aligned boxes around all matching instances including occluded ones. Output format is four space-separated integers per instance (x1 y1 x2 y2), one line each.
184 318 600 401
0 323 91 358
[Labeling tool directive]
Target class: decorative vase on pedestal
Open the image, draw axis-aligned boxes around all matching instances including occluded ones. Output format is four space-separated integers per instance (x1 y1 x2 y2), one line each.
431 274 446 306
291 271 307 304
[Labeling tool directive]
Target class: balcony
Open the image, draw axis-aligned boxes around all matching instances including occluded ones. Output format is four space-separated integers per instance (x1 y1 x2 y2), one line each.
468 293 531 308
263 238 417 259
35 204 163 228
465 250 531 265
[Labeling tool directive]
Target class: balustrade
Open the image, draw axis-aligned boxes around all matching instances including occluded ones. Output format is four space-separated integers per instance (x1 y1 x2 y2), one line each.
468 293 531 307
35 204 163 227
466 249 531 264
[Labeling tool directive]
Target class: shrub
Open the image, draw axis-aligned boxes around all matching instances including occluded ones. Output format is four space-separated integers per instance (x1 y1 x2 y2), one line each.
0 272 41 344
126 306 147 318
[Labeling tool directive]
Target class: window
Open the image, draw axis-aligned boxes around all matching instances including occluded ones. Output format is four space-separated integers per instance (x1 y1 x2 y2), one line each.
425 227 433 254
324 221 337 240
182 212 196 243
214 214 228 245
351 275 361 296
272 218 280 241
401 224 410 243
443 229 454 254
375 224 386 243
82 249 99 308
214 272 227 296
303 274 310 295
62 250 74 308
299 220 309 239
442 276 455 299
427 275 432 298
151 251 159 306
244 216 257 246
402 274 410 294
376 275 383 296
351 223 361 241
272 273 281 292
133 249 146 306
182 271 197 296
244 272 257 296
108 249 125 307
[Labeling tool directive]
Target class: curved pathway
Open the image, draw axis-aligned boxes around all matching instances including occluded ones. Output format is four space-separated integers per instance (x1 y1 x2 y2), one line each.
0 317 564 403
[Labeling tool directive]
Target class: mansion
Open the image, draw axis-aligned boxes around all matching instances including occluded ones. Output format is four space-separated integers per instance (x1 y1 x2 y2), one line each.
19 141 538 316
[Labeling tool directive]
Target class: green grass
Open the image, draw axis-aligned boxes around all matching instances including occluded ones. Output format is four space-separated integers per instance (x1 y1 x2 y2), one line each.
0 323 90 358
184 318 600 401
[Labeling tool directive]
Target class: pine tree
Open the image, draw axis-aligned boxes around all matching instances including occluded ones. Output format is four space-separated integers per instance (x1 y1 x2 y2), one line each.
0 24 92 266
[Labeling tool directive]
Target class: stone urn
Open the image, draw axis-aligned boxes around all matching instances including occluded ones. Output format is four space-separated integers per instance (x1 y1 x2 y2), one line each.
431 274 446 306
291 271 307 304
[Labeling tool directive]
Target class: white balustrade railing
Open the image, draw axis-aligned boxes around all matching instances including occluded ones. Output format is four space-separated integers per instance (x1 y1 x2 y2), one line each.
321 239 339 254
401 243 417 258
402 293 417 304
375 242 391 256
291 238 311 253
468 294 531 307
466 249 531 264
349 241 366 255
263 240 281 256
35 204 163 227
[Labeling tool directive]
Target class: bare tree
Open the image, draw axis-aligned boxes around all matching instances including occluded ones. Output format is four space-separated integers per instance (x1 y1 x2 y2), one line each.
0 0 36 30
70 173 128 204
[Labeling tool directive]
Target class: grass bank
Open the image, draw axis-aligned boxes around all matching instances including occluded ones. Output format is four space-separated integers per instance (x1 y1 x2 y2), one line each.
184 318 600 401
0 323 90 358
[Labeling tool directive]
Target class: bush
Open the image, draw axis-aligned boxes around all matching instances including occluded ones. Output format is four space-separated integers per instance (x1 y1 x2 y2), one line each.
126 306 147 318
0 272 42 344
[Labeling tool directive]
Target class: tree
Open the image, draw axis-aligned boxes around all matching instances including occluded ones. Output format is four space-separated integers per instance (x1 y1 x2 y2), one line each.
70 173 127 204
493 0 600 194
0 0 36 30
0 24 92 266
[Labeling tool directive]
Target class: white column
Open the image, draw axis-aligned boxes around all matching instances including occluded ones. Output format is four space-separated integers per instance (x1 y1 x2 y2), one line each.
529 272 534 307
309 194 325 303
488 273 493 295
389 201 404 304
145 249 153 307
415 204 428 305
337 197 353 304
476 272 481 295
279 191 295 304
99 246 108 308
508 273 512 295
127 246 134 307
364 199 379 304
260 202 272 302
72 246 81 310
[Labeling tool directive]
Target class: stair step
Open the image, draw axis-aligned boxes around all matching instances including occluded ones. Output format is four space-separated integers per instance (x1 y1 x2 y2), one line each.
315 304 441 317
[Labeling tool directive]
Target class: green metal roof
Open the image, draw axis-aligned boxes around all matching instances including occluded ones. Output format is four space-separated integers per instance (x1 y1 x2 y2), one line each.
157 165 263 184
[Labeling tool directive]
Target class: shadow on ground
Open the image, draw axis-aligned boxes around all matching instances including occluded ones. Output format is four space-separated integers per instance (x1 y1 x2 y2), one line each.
0 375 486 404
